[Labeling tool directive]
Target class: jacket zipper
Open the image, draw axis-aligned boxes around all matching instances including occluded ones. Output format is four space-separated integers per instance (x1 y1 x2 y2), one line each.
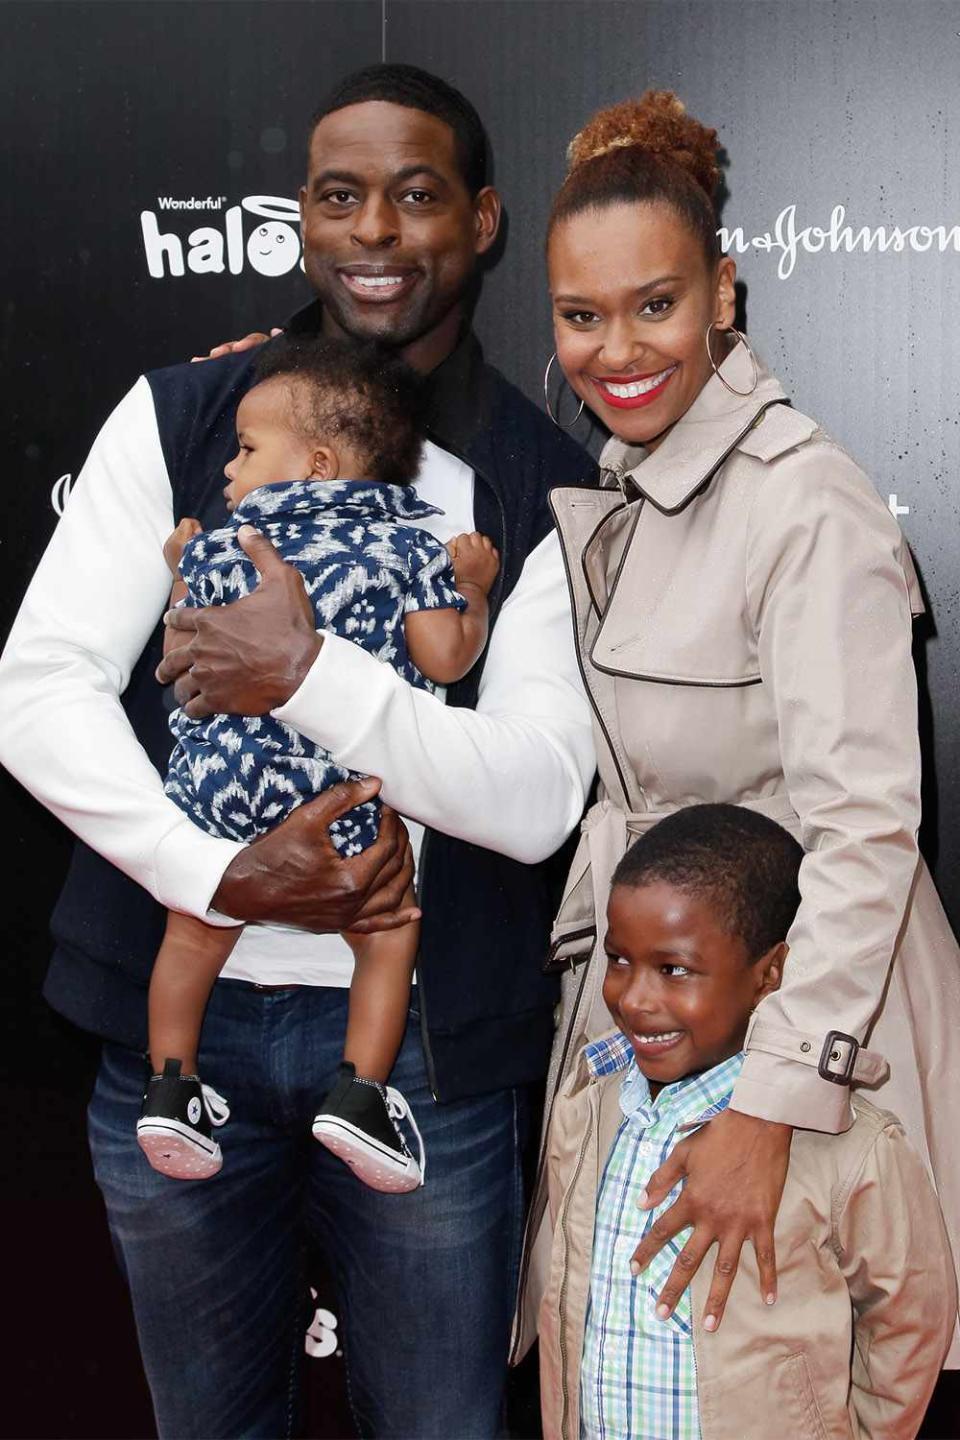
548 489 635 809
413 462 506 1106
557 1101 595 1440
509 956 591 1364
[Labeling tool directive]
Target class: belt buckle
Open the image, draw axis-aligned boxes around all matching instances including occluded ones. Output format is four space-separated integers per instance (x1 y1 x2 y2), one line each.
818 1030 859 1085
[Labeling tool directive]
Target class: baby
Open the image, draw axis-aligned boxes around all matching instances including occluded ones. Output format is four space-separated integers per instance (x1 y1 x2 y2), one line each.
136 334 498 1192
540 804 955 1440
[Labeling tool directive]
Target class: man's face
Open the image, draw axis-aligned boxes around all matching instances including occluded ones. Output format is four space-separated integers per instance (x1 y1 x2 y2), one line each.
299 101 500 371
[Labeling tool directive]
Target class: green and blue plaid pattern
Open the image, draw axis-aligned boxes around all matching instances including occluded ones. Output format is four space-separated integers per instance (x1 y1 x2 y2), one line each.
580 1038 744 1440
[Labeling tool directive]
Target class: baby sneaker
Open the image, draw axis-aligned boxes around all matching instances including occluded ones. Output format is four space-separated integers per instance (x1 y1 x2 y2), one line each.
312 1062 425 1194
136 1058 230 1180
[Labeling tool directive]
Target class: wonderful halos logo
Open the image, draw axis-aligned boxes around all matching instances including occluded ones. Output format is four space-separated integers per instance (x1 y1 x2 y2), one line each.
140 196 303 278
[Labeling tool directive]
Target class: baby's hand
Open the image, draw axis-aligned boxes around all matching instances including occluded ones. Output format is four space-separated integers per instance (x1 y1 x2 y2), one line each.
163 517 203 575
446 532 500 596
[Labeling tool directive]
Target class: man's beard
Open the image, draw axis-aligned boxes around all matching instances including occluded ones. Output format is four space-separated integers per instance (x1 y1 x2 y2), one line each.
309 263 436 352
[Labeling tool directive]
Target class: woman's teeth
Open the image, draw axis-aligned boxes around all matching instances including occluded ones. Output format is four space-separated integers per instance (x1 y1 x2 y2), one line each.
602 367 676 398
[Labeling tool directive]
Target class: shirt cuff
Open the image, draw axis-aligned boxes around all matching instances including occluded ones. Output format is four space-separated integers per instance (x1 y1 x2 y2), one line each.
152 815 245 924
730 1049 853 1133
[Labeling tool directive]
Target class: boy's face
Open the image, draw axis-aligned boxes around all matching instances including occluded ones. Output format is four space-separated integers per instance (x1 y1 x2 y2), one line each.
603 880 783 1089
223 380 319 509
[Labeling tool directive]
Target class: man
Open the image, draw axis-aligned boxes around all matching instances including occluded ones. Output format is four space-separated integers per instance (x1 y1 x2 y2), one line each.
0 65 596 1437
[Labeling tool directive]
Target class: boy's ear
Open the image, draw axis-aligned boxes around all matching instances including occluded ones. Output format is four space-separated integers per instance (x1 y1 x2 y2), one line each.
753 940 788 1005
310 445 339 481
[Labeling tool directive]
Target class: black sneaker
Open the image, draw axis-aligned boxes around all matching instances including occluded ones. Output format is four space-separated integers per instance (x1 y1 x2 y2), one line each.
136 1059 230 1180
312 1062 425 1193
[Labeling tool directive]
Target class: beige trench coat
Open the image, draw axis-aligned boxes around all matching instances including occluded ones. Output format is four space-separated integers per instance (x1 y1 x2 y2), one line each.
512 341 960 1362
539 1034 956 1440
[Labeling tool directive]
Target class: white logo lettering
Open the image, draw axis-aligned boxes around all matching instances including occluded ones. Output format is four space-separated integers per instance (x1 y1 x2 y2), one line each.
305 1288 340 1359
140 195 302 279
51 473 75 516
717 204 960 279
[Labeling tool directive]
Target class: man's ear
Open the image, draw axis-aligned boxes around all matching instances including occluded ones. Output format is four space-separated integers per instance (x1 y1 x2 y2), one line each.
473 186 502 257
310 445 339 481
753 940 788 1006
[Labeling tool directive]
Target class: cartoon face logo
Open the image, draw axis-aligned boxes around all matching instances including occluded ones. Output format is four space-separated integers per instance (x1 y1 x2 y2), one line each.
247 222 300 276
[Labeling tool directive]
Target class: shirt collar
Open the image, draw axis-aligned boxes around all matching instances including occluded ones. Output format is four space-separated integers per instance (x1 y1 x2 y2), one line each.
284 300 488 461
232 478 443 525
584 1032 744 1128
597 343 790 516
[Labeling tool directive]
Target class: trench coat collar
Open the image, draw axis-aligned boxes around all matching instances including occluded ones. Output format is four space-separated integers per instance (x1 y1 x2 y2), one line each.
597 340 789 515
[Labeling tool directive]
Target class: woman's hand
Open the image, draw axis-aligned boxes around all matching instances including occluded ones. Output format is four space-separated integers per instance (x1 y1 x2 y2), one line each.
190 327 282 362
630 1107 792 1330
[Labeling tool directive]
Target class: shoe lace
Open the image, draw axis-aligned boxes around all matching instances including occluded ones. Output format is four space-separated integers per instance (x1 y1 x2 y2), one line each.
201 1084 230 1128
385 1087 426 1185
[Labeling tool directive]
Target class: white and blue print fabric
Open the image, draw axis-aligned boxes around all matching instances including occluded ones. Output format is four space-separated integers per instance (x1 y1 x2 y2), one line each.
580 1038 744 1440
164 479 465 854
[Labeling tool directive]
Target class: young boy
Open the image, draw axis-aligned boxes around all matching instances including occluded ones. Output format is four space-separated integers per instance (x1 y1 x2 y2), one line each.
539 804 955 1440
136 334 499 1192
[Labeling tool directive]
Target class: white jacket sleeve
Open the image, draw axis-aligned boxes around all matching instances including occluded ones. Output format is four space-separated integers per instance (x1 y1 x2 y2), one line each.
273 528 596 863
0 377 243 917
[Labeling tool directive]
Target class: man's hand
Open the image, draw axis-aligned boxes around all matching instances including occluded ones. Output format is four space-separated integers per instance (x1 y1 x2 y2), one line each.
212 778 419 934
190 328 281 362
156 526 322 718
629 1108 792 1331
447 532 500 596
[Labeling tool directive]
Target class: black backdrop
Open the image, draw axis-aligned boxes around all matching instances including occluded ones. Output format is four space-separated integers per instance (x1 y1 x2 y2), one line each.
3 2 960 1436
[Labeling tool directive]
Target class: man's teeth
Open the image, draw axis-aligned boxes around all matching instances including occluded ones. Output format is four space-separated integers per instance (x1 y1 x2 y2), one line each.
602 367 675 398
634 1030 682 1044
350 275 406 288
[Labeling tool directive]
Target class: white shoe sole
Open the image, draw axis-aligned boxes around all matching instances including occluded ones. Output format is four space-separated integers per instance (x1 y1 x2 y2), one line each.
137 1119 222 1180
312 1116 422 1193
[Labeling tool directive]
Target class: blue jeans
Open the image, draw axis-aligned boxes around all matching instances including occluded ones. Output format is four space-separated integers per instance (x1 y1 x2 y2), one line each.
88 981 528 1438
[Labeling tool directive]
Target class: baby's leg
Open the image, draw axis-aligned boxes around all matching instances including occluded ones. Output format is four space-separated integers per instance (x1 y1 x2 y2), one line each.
342 888 419 1083
148 910 244 1075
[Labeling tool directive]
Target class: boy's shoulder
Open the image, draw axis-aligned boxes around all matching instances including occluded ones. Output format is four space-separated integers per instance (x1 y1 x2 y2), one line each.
787 1092 914 1205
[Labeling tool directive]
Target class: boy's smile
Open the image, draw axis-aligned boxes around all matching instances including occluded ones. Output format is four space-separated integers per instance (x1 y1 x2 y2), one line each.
603 880 783 1091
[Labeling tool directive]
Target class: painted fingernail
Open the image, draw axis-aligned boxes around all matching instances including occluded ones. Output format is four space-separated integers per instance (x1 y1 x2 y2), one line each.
765 1293 777 1306
636 1188 649 1208
655 1303 670 1321
704 1314 718 1332
629 1261 640 1277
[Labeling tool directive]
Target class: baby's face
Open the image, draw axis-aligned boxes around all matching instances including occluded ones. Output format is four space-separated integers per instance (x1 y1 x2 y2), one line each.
223 379 320 509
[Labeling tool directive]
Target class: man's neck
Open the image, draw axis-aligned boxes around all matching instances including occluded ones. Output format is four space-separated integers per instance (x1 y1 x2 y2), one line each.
320 303 466 376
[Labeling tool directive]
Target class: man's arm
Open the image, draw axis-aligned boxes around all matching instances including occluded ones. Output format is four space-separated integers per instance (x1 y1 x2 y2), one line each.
161 526 596 863
0 379 413 931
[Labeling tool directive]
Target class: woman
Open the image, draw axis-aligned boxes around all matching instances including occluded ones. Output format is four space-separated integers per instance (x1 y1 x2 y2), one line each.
513 90 960 1364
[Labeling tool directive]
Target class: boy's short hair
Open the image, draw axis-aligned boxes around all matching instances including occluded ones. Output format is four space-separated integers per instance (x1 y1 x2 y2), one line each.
612 803 803 960
254 334 424 486
310 63 489 196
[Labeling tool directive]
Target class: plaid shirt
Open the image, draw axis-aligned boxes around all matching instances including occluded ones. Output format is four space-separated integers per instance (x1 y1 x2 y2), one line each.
580 1036 745 1440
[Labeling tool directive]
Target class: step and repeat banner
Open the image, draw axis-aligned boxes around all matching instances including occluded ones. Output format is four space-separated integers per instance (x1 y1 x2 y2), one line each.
4 2 959 1434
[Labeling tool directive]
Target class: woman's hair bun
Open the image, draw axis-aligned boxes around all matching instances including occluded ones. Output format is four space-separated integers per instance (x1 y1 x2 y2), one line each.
566 90 720 201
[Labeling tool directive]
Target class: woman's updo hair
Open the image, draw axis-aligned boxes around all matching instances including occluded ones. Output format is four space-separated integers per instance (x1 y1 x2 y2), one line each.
549 91 722 264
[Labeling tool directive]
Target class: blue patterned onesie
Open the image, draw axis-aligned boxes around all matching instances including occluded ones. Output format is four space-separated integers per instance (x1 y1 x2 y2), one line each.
164 479 466 855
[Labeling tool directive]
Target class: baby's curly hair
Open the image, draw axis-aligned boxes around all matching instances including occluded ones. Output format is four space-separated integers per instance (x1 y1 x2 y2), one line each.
550 90 722 263
253 334 424 486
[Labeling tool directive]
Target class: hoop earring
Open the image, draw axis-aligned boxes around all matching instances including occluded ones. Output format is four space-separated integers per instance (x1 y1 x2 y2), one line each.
705 323 759 397
544 352 585 429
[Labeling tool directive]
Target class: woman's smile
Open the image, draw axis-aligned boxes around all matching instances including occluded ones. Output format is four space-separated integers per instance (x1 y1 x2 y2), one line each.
588 364 678 409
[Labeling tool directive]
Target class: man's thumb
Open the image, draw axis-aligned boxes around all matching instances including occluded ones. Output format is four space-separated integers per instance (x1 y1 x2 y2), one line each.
238 525 287 578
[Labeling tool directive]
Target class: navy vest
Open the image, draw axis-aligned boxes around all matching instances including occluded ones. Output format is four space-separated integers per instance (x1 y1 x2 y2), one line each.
44 311 598 1101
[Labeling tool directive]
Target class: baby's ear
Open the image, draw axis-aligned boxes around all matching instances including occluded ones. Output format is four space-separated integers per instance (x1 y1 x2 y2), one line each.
755 940 788 1001
311 445 339 481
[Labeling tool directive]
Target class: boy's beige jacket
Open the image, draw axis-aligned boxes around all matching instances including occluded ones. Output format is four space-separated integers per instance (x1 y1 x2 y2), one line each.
539 1038 956 1440
511 342 960 1364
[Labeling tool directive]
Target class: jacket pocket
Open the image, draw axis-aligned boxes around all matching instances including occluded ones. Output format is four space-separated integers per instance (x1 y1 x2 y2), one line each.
699 1351 837 1440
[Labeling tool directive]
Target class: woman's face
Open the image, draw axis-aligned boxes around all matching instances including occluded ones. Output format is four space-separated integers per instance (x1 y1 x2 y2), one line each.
548 200 736 450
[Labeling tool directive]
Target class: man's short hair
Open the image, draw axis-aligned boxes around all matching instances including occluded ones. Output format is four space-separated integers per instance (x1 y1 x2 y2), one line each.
611 804 803 961
254 334 424 486
310 63 489 195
